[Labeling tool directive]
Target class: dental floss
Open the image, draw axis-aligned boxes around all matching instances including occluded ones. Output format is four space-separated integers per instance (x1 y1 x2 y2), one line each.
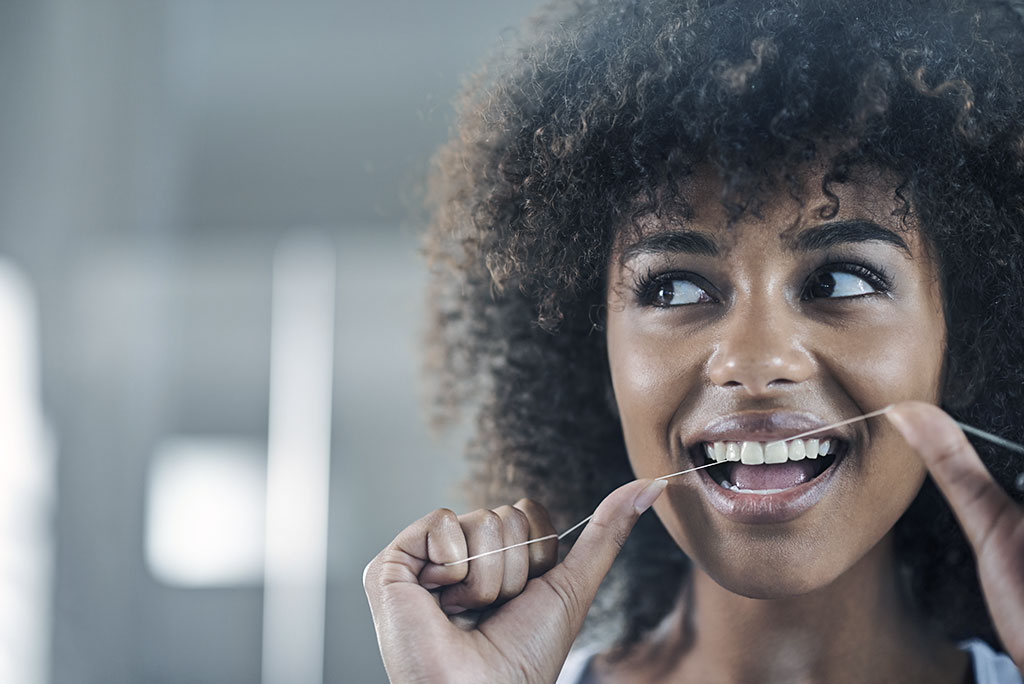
441 406 1024 567
443 463 720 567
955 421 1024 456
763 405 895 447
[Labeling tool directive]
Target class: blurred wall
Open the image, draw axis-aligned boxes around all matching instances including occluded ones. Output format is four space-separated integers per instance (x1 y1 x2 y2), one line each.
0 1 539 682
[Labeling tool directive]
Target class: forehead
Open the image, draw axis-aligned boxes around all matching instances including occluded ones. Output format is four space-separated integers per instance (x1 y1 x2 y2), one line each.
611 162 920 262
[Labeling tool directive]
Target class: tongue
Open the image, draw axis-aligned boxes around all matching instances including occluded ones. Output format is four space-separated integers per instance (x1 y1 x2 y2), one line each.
731 461 818 491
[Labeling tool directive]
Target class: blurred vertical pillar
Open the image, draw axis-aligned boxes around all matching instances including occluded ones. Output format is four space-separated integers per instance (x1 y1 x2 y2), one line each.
0 1 178 682
261 234 336 684
0 260 54 684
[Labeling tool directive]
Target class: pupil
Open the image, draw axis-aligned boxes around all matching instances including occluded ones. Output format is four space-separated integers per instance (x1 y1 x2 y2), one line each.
658 284 674 305
811 273 836 297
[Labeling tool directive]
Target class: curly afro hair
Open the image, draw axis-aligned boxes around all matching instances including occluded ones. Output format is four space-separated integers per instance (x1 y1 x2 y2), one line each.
424 0 1024 652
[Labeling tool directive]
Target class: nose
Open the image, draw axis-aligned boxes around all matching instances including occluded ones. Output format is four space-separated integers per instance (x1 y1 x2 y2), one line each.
707 297 815 395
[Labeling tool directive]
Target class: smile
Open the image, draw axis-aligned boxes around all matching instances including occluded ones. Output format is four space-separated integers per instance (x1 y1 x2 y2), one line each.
682 412 854 524
699 438 844 494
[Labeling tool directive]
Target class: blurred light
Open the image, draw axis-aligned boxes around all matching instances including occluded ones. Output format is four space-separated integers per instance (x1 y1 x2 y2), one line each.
261 234 335 684
145 438 265 587
0 259 53 684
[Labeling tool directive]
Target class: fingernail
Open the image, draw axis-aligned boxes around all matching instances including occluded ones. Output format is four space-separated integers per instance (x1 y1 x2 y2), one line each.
633 479 667 514
442 604 467 615
885 406 910 435
422 582 440 590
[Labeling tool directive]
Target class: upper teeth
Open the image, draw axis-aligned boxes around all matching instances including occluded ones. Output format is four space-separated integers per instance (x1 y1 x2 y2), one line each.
703 438 833 464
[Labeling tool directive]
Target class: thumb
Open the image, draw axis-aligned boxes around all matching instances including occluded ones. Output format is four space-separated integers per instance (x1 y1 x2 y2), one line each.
886 401 1018 555
540 478 666 633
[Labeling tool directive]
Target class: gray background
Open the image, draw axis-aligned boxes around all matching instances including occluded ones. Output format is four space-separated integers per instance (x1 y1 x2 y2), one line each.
0 1 541 682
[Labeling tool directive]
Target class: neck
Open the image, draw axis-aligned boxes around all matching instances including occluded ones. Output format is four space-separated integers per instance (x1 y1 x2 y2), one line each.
597 534 967 684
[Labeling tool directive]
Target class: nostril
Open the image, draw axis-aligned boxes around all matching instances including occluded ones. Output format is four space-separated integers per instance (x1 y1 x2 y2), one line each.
709 356 815 393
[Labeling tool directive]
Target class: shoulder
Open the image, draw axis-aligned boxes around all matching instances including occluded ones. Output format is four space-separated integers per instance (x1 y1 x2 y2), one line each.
961 639 1023 684
558 639 1023 683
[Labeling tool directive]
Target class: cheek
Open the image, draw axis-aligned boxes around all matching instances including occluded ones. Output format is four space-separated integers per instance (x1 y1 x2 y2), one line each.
606 315 703 473
823 301 945 408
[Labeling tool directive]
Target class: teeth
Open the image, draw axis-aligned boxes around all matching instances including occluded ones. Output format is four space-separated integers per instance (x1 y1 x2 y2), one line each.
729 484 787 494
807 439 819 460
703 438 839 465
725 442 740 461
740 442 764 464
764 441 788 464
788 439 806 461
714 442 726 461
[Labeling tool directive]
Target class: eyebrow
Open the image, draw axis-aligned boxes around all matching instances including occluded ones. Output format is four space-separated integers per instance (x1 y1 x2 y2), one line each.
620 230 719 262
793 219 910 255
619 218 911 263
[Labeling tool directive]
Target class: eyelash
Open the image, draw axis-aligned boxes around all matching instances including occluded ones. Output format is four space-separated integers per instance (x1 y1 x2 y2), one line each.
806 260 894 299
632 268 714 306
632 260 894 307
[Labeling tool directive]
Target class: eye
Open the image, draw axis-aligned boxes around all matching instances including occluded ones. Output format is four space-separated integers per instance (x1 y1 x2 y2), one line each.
649 278 714 307
803 265 887 300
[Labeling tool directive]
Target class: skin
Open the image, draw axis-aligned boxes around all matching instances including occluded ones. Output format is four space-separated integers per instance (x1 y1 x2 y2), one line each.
363 165 1024 683
597 166 958 682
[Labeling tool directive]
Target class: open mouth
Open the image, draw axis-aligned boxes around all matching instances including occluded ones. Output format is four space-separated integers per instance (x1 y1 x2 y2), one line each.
694 438 847 494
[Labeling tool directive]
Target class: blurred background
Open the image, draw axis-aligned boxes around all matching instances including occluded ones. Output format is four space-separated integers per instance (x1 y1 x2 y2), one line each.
0 1 539 682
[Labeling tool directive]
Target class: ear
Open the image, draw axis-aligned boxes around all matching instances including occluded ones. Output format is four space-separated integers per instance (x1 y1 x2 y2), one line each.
589 303 606 333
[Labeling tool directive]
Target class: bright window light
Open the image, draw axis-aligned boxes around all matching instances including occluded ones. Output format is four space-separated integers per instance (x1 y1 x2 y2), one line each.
145 438 265 587
0 259 52 684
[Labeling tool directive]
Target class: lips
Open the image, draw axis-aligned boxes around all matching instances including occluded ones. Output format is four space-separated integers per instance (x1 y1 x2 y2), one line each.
681 412 853 524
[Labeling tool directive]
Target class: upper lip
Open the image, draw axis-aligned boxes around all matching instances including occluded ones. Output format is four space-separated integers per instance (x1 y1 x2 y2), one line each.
687 411 851 447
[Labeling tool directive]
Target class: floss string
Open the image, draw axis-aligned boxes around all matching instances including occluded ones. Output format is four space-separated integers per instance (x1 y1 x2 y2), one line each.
443 405 1024 566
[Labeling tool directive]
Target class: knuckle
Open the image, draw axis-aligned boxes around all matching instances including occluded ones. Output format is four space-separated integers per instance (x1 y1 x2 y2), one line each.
514 497 540 513
504 507 530 537
611 524 632 551
482 508 501 524
476 509 503 535
433 507 461 530
932 429 970 463
464 574 501 606
518 499 556 536
515 497 548 520
589 517 632 552
493 504 515 521
461 507 500 528
538 572 585 619
967 485 1014 555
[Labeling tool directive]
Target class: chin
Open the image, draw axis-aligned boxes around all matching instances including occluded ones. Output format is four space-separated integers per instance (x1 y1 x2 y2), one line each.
701 557 837 600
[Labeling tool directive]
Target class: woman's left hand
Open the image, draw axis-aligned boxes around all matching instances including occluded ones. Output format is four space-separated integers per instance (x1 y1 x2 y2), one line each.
888 401 1024 670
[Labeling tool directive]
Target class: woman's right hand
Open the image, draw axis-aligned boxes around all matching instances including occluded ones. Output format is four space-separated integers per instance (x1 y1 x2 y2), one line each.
363 478 666 684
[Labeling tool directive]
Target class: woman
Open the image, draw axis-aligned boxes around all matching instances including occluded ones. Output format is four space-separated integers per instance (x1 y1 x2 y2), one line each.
364 0 1024 681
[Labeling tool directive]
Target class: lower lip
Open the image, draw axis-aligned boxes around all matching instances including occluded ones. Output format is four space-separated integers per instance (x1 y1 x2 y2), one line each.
695 454 844 524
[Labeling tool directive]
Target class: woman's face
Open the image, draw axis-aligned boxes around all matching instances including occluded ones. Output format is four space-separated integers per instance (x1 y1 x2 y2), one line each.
604 166 947 598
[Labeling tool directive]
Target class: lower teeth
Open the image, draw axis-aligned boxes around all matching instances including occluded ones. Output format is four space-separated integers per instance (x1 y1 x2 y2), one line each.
728 484 787 494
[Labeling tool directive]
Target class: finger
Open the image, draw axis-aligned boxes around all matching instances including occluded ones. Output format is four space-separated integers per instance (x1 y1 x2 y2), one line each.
365 508 467 597
887 401 1021 556
438 509 504 614
416 513 473 589
514 498 559 577
527 479 665 637
363 508 467 634
494 505 530 602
